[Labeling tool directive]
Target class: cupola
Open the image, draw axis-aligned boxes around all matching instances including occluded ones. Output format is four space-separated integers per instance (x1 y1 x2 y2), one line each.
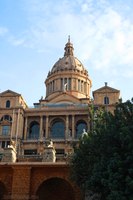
44 37 92 103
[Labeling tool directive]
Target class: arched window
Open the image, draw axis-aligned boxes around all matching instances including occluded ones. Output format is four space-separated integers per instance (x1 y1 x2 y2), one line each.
29 121 40 139
104 96 109 105
51 120 65 139
6 100 10 108
1 115 12 122
76 120 87 138
0 115 12 136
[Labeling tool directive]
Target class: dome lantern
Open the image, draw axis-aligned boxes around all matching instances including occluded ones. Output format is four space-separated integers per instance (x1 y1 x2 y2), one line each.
64 35 74 56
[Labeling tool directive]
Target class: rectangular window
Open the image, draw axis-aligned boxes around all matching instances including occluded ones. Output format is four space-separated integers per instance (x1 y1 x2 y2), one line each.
68 78 71 90
2 126 10 135
24 149 37 155
1 141 10 148
56 149 65 155
104 97 109 105
2 141 5 148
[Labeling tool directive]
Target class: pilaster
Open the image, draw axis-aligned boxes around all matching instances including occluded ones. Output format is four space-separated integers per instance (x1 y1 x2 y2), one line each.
72 115 75 138
45 116 49 139
11 166 31 200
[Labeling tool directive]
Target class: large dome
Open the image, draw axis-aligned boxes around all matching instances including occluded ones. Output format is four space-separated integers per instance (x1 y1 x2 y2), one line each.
51 56 85 73
51 38 86 74
45 37 92 103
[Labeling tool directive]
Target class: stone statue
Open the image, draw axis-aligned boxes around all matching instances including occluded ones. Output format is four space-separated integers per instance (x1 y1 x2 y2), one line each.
43 139 56 162
63 83 67 92
48 139 53 147
8 140 16 150
82 129 88 138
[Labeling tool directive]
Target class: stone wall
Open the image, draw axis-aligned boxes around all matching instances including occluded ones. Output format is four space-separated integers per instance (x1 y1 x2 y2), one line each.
0 163 82 200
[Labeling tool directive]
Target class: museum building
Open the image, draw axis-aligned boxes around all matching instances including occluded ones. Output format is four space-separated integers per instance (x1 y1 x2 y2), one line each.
0 38 120 200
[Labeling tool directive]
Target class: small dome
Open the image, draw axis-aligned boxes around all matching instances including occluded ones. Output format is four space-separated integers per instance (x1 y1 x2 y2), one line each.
50 37 85 74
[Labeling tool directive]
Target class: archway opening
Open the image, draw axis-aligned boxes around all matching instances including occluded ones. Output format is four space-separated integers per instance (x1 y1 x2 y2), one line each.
37 177 75 200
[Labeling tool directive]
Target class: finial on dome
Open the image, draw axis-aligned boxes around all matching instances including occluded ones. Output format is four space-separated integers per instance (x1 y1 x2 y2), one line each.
64 36 74 56
68 35 70 43
105 82 107 87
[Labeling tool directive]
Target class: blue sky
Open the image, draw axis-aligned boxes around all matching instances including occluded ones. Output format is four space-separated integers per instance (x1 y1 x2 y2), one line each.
0 0 133 105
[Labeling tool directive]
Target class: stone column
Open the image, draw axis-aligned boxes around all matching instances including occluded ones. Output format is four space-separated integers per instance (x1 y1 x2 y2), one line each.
86 83 88 97
11 109 17 138
76 79 78 91
15 109 20 146
40 116 43 140
19 111 23 139
84 82 87 94
56 78 60 91
24 117 28 140
11 166 31 200
51 81 53 92
54 79 56 91
65 115 69 139
11 109 15 139
72 78 76 91
46 84 48 96
72 115 75 138
45 116 49 139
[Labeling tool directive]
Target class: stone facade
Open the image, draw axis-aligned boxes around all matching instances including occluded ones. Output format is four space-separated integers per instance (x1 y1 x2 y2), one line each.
0 163 82 200
0 39 120 199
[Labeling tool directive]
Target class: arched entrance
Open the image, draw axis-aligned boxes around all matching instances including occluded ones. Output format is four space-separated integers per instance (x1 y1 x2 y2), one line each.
0 181 6 200
37 177 75 200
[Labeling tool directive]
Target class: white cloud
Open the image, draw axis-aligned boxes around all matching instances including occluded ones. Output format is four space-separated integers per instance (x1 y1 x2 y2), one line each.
9 37 25 46
0 27 8 36
5 0 133 79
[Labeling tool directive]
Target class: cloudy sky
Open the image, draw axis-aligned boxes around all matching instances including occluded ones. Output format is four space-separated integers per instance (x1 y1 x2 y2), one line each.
0 0 133 105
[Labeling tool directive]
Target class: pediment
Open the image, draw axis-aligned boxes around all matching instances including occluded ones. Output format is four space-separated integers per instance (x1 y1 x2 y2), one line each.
46 92 81 104
0 89 21 97
93 86 120 94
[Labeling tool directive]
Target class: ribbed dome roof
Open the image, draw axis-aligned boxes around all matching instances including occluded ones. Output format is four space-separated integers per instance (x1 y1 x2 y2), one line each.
51 37 85 74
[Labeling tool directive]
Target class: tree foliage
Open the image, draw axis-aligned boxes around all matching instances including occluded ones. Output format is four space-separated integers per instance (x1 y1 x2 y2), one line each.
70 99 133 200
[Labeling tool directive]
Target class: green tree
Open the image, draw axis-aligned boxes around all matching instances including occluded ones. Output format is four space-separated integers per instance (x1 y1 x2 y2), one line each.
71 99 133 200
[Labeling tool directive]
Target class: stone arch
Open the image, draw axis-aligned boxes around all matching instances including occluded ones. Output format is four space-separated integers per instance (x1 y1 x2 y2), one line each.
76 120 87 138
36 177 75 200
1 115 12 122
0 181 7 200
50 118 65 139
